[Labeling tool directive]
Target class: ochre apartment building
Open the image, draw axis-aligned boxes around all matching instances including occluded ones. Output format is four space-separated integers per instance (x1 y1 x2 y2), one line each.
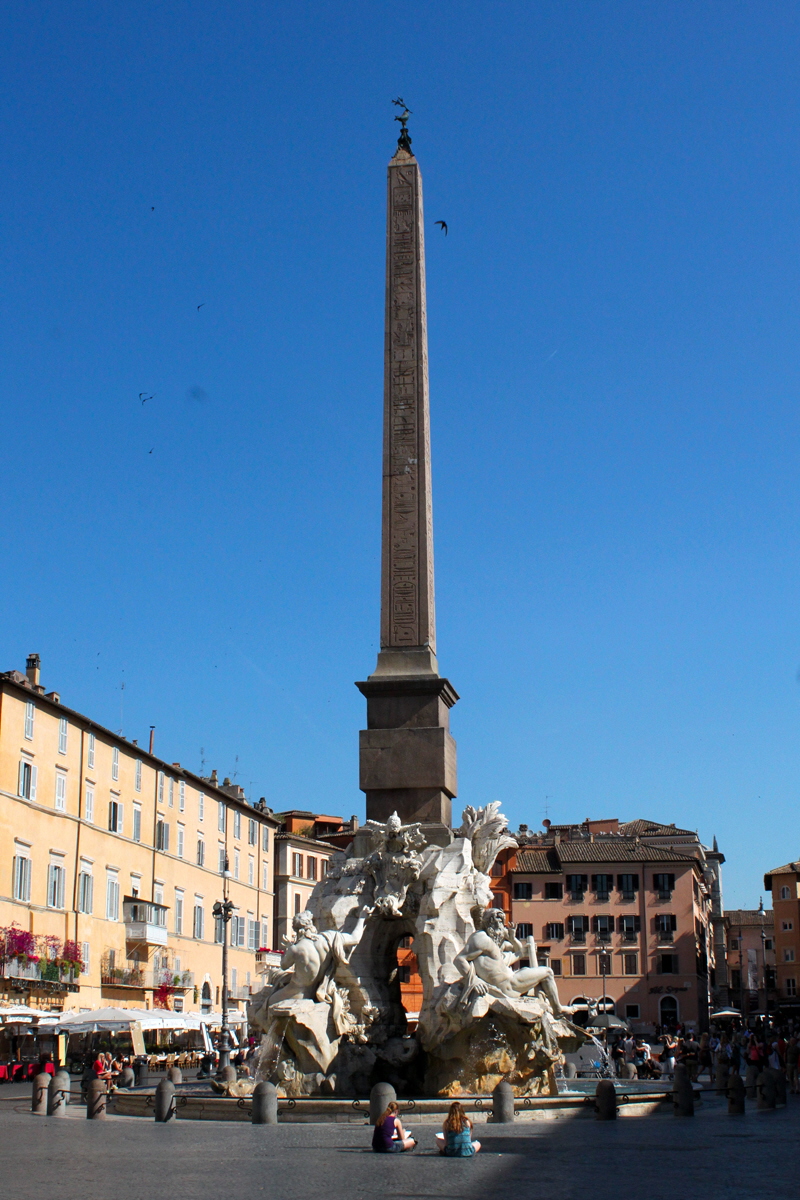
764 860 800 1019
0 655 279 1015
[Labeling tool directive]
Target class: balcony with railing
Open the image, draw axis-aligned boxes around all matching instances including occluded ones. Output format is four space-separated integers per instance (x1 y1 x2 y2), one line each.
569 931 587 944
596 932 612 945
2 956 80 992
148 969 194 991
123 898 169 946
255 950 283 975
621 930 639 944
101 966 145 988
656 929 675 944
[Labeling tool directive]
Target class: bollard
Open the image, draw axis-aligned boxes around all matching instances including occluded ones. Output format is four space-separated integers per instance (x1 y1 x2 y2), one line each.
744 1063 759 1100
118 1066 135 1089
134 1059 148 1087
770 1068 787 1107
369 1082 396 1125
727 1072 745 1114
154 1078 176 1122
563 1062 578 1079
167 1066 182 1085
672 1063 694 1117
251 1080 278 1125
756 1071 776 1111
48 1070 71 1116
492 1081 515 1124
31 1072 50 1115
595 1079 617 1121
86 1079 107 1120
216 1064 237 1086
715 1061 730 1095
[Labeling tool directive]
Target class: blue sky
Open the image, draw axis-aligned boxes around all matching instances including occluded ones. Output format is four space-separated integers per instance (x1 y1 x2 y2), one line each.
2 1 800 907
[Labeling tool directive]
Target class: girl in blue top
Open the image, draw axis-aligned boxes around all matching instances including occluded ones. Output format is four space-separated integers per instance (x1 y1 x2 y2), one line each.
436 1101 481 1156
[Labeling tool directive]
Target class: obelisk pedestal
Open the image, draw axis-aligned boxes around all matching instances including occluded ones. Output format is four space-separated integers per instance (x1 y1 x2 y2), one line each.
357 124 457 828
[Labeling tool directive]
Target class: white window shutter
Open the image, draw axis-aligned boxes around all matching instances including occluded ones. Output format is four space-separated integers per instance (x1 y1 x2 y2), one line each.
30 765 37 802
118 803 124 834
18 761 24 797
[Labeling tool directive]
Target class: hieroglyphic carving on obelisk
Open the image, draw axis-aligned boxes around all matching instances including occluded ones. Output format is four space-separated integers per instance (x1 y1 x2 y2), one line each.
376 144 437 676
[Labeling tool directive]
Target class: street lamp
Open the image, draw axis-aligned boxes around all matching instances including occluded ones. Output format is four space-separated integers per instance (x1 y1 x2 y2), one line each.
212 855 235 1078
758 897 766 1023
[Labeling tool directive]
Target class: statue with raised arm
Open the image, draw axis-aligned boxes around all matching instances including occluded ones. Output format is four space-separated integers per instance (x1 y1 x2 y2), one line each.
454 908 565 1016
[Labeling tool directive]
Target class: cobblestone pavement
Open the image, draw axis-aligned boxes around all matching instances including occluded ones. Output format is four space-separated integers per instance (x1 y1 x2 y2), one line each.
0 1089 797 1200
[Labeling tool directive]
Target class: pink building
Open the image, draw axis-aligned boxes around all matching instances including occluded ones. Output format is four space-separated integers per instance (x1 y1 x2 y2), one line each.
500 822 717 1032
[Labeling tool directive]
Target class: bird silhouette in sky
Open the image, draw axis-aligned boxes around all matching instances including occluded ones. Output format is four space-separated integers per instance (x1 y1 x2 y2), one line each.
435 220 448 236
149 448 154 454
139 393 154 404
197 304 205 310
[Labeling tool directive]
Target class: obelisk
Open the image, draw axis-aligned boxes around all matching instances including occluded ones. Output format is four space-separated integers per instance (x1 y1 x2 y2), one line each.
356 109 458 828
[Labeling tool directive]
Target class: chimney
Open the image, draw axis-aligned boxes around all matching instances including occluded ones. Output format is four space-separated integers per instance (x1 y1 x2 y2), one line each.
210 769 218 786
149 727 155 754
26 654 41 687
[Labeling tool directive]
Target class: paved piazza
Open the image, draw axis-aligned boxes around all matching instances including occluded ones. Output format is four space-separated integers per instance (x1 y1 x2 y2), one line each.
0 1088 796 1200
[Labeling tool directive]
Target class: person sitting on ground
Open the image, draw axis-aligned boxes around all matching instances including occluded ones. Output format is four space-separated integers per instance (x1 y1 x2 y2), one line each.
372 1100 417 1153
435 1101 481 1157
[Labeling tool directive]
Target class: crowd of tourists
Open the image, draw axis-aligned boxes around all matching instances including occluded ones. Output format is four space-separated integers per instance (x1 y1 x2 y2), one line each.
608 1022 800 1089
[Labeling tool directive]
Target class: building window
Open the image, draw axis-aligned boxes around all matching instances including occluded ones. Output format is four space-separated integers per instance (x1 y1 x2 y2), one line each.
85 786 94 823
214 916 224 944
158 772 165 805
572 953 586 976
112 747 119 781
293 853 303 877
197 838 205 867
12 852 32 902
24 701 35 740
516 923 533 939
179 781 185 811
729 937 741 951
193 902 204 939
234 850 240 880
513 882 533 901
262 862 269 891
78 869 93 913
218 802 226 832
156 820 169 851
307 857 317 881
782 920 794 932
567 915 588 942
625 1005 640 1019
550 959 562 976
784 948 796 963
653 873 675 898
262 825 269 852
623 953 638 975
598 953 612 975
199 793 205 821
787 978 798 997
81 943 90 975
294 893 301 915
765 938 774 951
87 732 95 768
248 856 254 886
55 773 67 812
545 922 565 940
177 824 185 859
168 778 174 807
566 874 588 899
658 954 680 974
617 874 639 900
108 800 123 834
233 811 241 840
730 969 741 989
248 819 257 846
175 892 184 935
656 914 677 942
544 881 563 900
592 874 613 900
132 804 142 842
248 919 259 950
592 915 614 941
781 886 791 900
135 759 142 792
619 915 641 942
58 717 68 755
106 873 120 920
18 760 37 801
218 844 226 874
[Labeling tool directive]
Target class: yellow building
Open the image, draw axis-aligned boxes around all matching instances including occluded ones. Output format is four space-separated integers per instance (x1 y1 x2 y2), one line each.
0 654 279 1016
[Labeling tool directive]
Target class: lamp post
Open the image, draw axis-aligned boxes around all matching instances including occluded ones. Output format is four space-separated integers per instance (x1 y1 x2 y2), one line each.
758 897 767 1024
212 856 235 1078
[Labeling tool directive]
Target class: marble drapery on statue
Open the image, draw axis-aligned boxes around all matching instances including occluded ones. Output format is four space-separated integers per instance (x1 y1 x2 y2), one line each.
247 802 586 1098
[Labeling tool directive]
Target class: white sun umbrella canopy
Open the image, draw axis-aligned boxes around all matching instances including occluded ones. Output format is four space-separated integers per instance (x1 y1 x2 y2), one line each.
56 1007 192 1033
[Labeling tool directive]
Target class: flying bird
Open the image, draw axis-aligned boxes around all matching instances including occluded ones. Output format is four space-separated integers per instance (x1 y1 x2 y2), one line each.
139 393 154 404
149 448 154 454
151 207 155 211
197 304 205 310
435 220 448 236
